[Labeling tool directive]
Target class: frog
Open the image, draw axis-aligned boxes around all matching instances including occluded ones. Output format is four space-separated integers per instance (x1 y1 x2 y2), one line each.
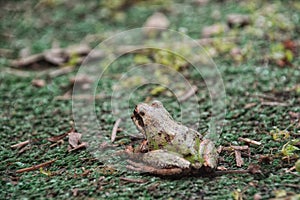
128 100 218 176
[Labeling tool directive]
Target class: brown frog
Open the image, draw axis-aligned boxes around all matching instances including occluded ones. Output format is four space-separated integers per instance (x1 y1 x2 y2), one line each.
129 100 218 175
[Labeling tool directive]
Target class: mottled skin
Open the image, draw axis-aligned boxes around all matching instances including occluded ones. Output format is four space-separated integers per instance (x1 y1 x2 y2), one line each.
130 100 218 174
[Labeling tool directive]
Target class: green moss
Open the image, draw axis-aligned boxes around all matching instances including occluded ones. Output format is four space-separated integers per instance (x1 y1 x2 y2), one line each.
1 0 300 199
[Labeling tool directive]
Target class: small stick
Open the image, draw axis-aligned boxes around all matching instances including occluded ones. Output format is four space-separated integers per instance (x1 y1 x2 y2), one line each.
48 66 74 78
238 137 261 146
68 142 88 152
11 53 44 67
120 177 147 183
282 184 300 189
16 159 57 173
222 145 249 151
11 140 30 149
244 102 257 109
235 150 244 167
48 132 69 142
249 93 278 101
178 85 198 102
260 101 289 106
111 118 121 142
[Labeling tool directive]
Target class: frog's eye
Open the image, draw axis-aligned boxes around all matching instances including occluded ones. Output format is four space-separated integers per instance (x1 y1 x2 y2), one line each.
151 100 163 108
139 111 145 116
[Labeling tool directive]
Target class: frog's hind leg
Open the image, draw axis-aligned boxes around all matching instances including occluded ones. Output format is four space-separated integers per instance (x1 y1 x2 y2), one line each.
126 149 191 175
126 160 183 176
142 150 191 169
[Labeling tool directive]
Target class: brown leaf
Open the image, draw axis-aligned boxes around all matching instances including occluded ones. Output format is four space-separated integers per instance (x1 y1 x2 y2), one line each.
258 155 273 164
289 111 299 119
247 164 262 174
68 131 82 148
144 12 170 29
143 12 170 36
32 79 46 87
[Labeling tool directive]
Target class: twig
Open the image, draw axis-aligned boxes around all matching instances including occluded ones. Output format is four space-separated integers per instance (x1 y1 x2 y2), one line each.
49 140 64 148
11 140 30 149
18 145 31 154
260 101 289 106
48 131 69 142
282 184 300 189
235 150 244 167
11 53 44 67
178 85 198 102
111 118 121 142
238 137 261 146
120 177 147 183
244 102 257 109
222 145 249 151
249 93 278 101
16 159 57 173
68 142 88 152
48 66 74 78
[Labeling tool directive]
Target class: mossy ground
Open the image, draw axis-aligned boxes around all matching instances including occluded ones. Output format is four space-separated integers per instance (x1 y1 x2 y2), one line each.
1 0 300 199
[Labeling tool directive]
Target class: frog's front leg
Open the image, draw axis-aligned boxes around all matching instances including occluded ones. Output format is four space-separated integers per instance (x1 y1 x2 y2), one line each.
127 150 191 175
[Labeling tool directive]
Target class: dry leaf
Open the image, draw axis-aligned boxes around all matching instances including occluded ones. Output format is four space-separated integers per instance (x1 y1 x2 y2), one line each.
143 12 170 36
68 131 82 148
247 164 262 174
289 111 299 119
144 12 170 29
32 79 46 87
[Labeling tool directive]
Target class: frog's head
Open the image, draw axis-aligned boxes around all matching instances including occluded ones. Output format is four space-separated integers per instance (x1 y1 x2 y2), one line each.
131 100 173 137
